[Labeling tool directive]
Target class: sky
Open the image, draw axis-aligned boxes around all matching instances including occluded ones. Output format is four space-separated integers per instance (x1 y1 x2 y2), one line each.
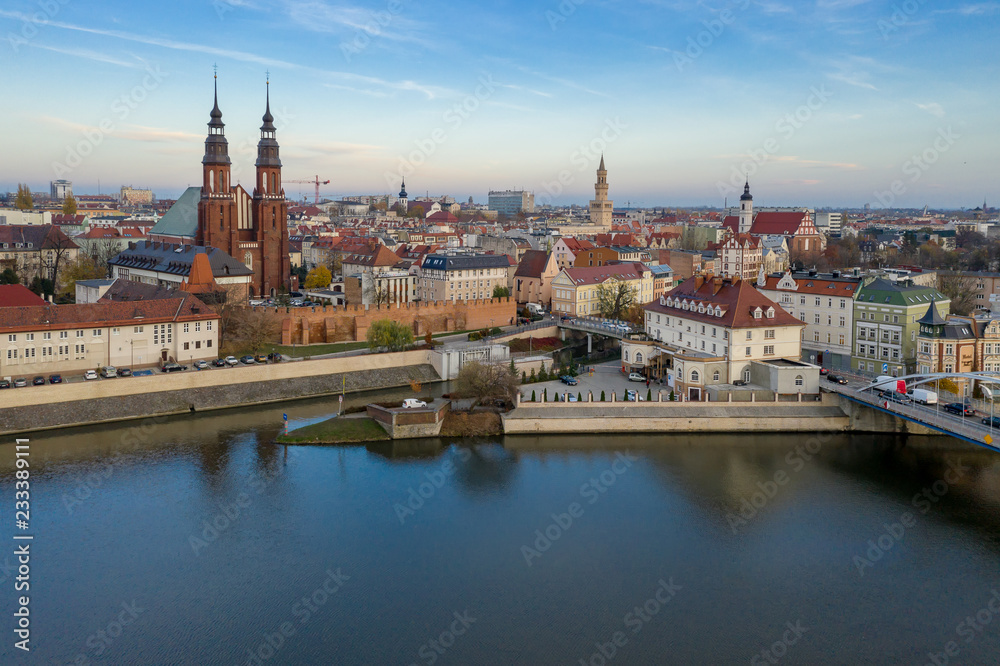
1 0 998 209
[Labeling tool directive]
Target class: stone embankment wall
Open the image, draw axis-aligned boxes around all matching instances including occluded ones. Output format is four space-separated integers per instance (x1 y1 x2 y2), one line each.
0 351 439 435
367 400 450 439
277 298 517 345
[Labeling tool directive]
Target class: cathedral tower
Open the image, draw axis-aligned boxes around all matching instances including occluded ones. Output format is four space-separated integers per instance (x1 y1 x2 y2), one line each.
197 74 237 251
252 79 289 297
738 179 753 234
589 155 613 229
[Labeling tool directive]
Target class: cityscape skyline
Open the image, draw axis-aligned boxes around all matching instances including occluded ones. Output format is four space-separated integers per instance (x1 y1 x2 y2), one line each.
1 0 997 209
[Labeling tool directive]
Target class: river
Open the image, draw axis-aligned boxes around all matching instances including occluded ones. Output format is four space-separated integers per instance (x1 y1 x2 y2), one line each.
2 387 1000 665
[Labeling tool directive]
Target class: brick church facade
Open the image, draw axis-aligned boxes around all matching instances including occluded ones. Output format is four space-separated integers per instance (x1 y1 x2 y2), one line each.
196 77 290 297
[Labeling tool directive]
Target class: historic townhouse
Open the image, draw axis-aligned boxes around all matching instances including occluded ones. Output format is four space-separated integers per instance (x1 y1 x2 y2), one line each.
756 269 864 370
550 263 654 316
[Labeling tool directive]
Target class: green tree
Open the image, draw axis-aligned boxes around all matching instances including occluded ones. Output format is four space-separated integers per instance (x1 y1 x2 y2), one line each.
543 388 548 402
303 265 332 289
596 279 637 321
600 390 606 401
669 390 675 401
577 392 582 402
531 390 536 402
646 388 652 401
366 319 414 352
58 256 105 298
0 267 18 284
62 194 77 215
492 285 510 298
407 205 425 219
15 183 33 210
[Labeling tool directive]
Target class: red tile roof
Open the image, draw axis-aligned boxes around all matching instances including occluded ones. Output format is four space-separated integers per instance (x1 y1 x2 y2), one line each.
722 212 813 236
564 262 650 286
0 292 218 333
0 284 46 307
645 276 802 329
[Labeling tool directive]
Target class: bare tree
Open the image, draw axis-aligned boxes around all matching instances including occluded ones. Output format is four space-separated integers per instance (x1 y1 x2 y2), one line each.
596 279 637 320
938 274 978 316
456 361 521 408
231 306 280 354
43 227 79 289
205 284 247 349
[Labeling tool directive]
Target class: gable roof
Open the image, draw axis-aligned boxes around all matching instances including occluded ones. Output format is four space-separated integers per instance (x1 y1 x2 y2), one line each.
0 284 47 307
723 211 813 236
0 291 217 333
109 241 252 278
563 262 650 287
148 186 200 238
514 250 553 278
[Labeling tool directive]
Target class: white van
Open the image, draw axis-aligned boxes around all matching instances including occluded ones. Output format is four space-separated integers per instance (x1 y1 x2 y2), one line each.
526 303 544 316
908 388 938 405
872 375 897 394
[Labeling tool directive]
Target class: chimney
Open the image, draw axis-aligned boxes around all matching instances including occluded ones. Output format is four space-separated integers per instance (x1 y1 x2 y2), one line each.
713 276 724 295
808 268 817 277
694 275 705 289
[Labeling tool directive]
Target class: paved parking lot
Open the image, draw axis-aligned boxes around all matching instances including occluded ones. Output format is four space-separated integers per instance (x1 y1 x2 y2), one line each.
520 360 666 402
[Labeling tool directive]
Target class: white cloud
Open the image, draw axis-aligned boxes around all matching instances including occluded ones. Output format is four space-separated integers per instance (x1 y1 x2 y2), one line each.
915 102 946 118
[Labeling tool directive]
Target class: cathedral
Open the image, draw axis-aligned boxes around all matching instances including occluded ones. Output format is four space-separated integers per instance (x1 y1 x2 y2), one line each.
196 76 290 297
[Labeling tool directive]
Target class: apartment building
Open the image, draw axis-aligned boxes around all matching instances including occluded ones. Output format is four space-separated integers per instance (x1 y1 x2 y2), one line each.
550 263 653 316
418 253 510 302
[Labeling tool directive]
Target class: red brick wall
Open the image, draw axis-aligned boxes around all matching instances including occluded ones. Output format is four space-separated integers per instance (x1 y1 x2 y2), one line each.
276 297 517 345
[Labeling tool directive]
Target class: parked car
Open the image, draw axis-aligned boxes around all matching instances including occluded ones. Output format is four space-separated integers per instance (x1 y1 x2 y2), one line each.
626 389 638 401
560 314 572 322
224 356 239 366
161 363 187 373
49 374 63 384
826 374 849 385
194 360 209 370
943 402 975 417
240 355 256 364
117 367 132 377
31 376 45 386
254 354 268 363
982 416 1000 427
13 377 27 388
566 393 578 402
402 399 427 408
0 379 9 389
733 379 748 387
560 375 578 385
819 367 830 376
84 370 98 381
212 358 227 367
100 366 117 378
628 372 645 382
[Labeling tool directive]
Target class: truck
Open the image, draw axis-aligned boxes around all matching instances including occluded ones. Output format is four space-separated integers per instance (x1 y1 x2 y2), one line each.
872 375 898 394
526 303 544 316
907 388 938 405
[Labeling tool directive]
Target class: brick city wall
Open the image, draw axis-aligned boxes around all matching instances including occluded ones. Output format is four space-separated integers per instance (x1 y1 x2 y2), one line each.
278 298 517 345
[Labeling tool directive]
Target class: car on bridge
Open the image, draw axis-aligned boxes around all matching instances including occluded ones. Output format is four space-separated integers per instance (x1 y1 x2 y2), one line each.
982 416 1000 428
826 374 848 385
884 391 912 405
402 399 427 408
943 402 975 417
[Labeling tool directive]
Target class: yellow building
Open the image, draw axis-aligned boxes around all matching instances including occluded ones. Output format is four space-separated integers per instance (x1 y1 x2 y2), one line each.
551 262 653 316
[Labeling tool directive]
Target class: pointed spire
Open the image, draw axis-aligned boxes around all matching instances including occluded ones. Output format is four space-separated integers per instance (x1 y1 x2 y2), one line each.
261 76 274 126
599 154 605 171
210 70 223 121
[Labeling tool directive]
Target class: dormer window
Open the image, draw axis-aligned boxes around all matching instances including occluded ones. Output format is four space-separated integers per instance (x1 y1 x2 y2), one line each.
753 307 762 319
766 307 775 319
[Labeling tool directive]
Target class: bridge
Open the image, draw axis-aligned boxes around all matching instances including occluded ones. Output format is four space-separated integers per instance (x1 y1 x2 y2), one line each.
826 372 1000 452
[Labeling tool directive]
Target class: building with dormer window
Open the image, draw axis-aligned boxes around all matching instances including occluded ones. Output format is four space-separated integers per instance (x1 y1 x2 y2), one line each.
622 275 804 400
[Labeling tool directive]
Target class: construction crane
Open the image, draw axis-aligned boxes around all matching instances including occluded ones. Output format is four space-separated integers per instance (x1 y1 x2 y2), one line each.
285 175 331 205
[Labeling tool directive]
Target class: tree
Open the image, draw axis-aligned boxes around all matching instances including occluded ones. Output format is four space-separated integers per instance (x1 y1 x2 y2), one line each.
370 280 392 306
62 194 77 215
15 183 33 210
407 205 425 219
596 279 637 321
58 257 105 298
366 319 413 352
231 307 280 354
44 228 79 289
600 390 606 401
938 274 978 315
206 284 247 349
304 265 332 289
326 254 344 278
455 361 521 408
89 237 121 274
0 267 18 284
492 285 510 298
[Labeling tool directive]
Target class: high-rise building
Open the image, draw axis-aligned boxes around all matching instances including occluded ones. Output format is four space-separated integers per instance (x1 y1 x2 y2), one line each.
488 190 534 217
588 156 613 228
50 180 72 200
195 75 290 298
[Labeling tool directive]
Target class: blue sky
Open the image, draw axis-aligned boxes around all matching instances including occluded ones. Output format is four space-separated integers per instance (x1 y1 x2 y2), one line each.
1 0 998 209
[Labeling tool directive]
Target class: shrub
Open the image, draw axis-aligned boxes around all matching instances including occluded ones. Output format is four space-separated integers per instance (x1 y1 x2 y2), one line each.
521 371 527 383
491 327 502 335
543 388 548 402
468 331 481 342
531 390 536 402
669 390 675 401
646 388 652 401
600 390 606 401
577 392 582 402
529 368 536 383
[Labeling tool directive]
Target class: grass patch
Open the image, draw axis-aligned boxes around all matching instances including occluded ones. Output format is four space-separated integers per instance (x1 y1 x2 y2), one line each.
275 416 390 444
440 412 503 437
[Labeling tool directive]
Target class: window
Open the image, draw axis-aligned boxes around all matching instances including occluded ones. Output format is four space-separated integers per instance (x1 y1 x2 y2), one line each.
691 370 699 382
839 316 845 328
635 352 643 364
839 335 845 345
112 328 119 335
207 340 213 348
6 334 14 342
840 300 846 309
43 332 51 340
746 331 752 340
183 323 190 333
94 329 102 336
893 315 899 324
134 326 143 334
814 332 820 342
814 314 820 324
764 345 774 355
713 371 720 381
25 333 33 341
183 342 190 350
815 297 821 306
76 330 84 338
799 296 805 305
745 347 751 356
795 375 803 386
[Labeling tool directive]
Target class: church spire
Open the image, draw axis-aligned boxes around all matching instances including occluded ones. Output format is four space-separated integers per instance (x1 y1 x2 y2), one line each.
255 76 281 169
203 70 230 166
